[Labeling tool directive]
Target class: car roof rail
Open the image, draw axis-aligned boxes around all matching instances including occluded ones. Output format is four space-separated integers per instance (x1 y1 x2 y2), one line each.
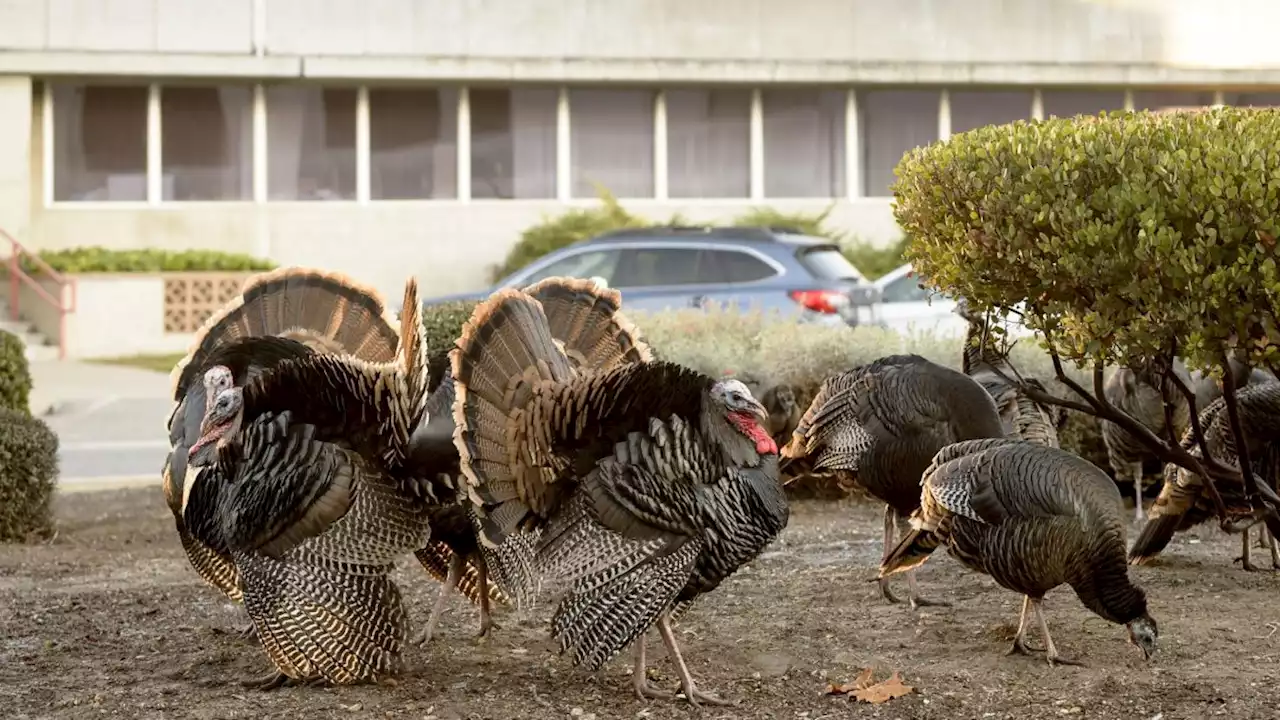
590 226 783 243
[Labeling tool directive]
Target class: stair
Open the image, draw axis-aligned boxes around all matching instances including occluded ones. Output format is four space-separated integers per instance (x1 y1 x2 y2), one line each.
0 298 59 362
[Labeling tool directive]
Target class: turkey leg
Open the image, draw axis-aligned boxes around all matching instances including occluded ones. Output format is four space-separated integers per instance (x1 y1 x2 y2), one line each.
1032 598 1084 667
656 614 731 707
476 559 499 638
1234 527 1266 572
877 506 950 609
1131 462 1145 523
631 635 674 701
1005 595 1042 656
412 554 465 646
1268 528 1280 569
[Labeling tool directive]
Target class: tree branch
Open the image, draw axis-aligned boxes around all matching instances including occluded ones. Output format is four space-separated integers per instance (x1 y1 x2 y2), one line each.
1219 354 1280 534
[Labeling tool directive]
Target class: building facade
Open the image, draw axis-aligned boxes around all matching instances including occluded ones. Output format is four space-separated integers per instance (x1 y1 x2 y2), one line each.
3 0 1280 298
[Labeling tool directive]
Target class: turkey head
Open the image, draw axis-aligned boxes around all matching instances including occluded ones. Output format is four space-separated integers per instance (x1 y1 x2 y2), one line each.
188 365 245 467
707 379 776 464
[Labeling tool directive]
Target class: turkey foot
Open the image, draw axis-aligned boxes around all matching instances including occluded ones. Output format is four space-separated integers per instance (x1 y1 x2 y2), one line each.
1032 598 1086 668
631 639 675 701
1005 597 1043 656
657 615 732 707
878 577 904 605
1233 529 1271 572
236 622 260 643
241 671 322 691
414 555 464 646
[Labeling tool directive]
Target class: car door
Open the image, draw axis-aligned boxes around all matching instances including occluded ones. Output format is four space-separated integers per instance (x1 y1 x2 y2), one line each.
605 245 715 311
691 247 783 314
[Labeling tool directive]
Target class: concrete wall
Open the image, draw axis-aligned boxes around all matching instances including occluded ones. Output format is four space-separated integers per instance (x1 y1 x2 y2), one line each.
3 0 1280 84
0 77 32 245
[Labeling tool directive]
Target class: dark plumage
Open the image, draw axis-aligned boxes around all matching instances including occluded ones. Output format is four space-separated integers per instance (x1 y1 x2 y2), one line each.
181 277 438 688
1101 365 1192 523
780 354 1006 608
955 300 1066 448
162 268 401 634
450 277 787 706
1129 381 1280 570
881 438 1159 666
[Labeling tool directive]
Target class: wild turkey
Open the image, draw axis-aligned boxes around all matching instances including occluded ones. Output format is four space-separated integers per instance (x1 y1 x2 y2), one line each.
162 268 401 638
180 276 438 688
449 277 787 706
760 382 803 450
407 273 655 648
1101 365 1192 523
1188 355 1255 412
780 354 1006 609
881 438 1160 666
954 299 1066 448
1128 381 1280 570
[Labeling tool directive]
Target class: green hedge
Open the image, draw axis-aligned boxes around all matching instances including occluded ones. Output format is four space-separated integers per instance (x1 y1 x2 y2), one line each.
894 106 1280 374
420 302 1108 498
20 247 277 274
490 190 907 283
0 330 31 415
0 407 59 542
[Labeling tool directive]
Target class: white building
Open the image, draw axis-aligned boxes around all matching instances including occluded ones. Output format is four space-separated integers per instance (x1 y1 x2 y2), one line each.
3 0 1280 299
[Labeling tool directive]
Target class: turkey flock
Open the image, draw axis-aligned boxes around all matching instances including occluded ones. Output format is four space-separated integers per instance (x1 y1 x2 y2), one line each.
159 266 1279 705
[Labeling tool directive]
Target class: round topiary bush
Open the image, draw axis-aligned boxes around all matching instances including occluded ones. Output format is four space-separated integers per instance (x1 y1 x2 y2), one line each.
0 407 59 542
0 329 32 415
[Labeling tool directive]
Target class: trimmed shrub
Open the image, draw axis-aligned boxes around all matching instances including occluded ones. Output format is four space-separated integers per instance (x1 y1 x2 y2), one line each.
421 300 480 358
0 407 59 542
20 247 276 274
894 106 1280 375
0 330 32 415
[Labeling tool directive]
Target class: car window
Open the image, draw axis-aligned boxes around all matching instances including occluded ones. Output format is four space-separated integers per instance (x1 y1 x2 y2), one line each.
517 249 622 286
796 246 865 282
612 247 704 287
698 249 778 284
879 273 931 303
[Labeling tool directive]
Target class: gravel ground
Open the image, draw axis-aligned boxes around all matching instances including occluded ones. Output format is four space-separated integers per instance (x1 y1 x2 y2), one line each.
2 487 1278 720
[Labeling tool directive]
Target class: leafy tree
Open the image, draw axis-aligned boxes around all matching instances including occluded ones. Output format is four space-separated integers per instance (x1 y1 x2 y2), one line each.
893 106 1280 532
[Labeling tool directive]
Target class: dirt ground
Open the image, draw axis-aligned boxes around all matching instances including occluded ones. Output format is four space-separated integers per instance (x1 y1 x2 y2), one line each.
2 489 1279 720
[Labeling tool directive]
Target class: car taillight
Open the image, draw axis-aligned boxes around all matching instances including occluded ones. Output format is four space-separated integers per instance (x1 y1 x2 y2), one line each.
789 289 847 314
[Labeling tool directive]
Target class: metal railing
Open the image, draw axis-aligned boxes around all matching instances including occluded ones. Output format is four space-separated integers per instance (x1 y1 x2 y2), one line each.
4 229 76 360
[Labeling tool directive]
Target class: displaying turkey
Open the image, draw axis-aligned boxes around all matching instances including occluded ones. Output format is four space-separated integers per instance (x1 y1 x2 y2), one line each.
162 268 401 637
407 275 655 648
780 354 1006 609
880 438 1160 666
449 277 787 706
1128 381 1280 571
1101 365 1191 523
180 275 438 688
954 299 1066 448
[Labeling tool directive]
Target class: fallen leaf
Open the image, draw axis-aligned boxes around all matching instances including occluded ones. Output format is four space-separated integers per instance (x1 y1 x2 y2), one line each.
825 667 876 695
850 671 915 704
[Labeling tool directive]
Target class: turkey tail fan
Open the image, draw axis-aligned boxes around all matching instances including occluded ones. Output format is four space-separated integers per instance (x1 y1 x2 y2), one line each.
169 267 400 402
395 276 431 429
879 524 943 577
451 288 576 523
522 277 652 371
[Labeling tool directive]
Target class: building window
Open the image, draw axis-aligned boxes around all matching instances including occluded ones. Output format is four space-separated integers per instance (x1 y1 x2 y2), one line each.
666 88 750 199
369 87 458 200
160 86 253 201
762 89 846 198
266 86 356 201
470 87 557 200
1132 90 1216 111
861 89 939 198
950 89 1033 135
570 88 655 199
1227 91 1280 107
51 84 149 202
1041 90 1126 119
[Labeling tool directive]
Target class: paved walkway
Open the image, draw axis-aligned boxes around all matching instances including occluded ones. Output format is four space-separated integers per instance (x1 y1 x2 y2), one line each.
28 360 174 492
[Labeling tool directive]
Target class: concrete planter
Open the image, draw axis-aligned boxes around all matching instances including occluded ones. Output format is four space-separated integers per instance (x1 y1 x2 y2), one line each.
17 272 256 359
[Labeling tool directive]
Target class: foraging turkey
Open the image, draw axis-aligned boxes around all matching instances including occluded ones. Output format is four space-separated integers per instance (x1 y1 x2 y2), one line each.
1128 381 1280 571
954 299 1066 448
780 354 1006 609
162 268 402 636
1101 365 1192 523
880 438 1159 666
180 276 438 688
450 277 787 706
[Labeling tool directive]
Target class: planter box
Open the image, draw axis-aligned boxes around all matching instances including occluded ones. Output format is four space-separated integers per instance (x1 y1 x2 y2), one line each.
17 272 257 359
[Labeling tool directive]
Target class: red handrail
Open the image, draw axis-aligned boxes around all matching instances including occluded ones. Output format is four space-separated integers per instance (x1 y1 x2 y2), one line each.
3 229 76 360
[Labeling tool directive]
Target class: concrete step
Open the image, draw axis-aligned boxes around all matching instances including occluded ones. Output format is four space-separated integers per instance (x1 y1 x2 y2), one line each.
0 303 59 362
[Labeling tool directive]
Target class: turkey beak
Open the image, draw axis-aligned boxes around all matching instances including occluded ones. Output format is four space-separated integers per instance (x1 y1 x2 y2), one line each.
745 396 768 425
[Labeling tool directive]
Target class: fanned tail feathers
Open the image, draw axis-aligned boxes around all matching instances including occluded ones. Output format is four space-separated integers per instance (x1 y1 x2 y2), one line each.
522 277 652 370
